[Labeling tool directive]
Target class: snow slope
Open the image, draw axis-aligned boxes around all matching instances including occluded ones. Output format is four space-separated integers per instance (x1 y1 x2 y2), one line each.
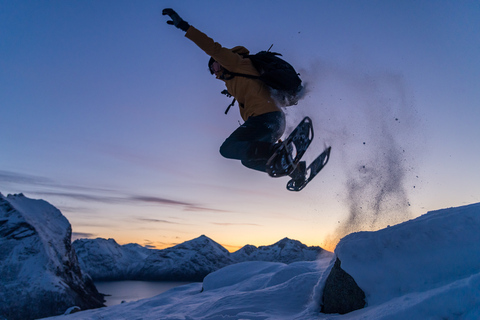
44 203 480 320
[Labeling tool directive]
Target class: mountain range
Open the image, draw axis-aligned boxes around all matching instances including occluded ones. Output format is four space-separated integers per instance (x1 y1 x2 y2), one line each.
73 235 328 281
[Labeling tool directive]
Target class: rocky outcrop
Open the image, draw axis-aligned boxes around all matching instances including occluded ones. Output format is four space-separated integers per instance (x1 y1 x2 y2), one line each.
321 257 366 314
0 193 104 320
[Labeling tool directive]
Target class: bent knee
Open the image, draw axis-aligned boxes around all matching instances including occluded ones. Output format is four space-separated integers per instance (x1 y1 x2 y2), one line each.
220 140 249 160
219 142 235 159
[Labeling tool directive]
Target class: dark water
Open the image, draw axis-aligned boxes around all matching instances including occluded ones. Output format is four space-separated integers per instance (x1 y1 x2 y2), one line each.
95 281 192 306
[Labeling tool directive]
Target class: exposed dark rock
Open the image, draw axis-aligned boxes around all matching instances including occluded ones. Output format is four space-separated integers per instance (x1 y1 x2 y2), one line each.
321 257 366 314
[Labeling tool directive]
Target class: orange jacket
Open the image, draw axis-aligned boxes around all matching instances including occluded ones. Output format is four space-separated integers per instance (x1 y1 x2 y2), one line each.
185 26 282 121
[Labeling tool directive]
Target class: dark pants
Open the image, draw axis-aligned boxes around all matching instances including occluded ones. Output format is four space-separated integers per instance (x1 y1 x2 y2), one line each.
219 111 286 172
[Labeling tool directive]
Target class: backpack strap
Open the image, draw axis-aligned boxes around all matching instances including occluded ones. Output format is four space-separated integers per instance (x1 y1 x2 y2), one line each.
221 90 236 114
224 98 236 114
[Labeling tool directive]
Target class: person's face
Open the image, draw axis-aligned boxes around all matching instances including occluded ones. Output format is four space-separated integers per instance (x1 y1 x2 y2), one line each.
211 61 223 78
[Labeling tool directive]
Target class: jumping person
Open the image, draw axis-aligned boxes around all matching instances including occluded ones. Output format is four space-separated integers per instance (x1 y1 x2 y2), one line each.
162 8 305 181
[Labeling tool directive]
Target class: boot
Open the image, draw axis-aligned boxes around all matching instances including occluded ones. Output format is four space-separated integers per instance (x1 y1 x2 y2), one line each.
247 142 275 160
288 161 307 185
267 142 295 175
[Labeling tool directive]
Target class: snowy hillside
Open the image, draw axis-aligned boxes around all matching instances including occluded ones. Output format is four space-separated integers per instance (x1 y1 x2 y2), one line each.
0 193 104 320
74 235 325 281
44 203 480 320
73 238 153 280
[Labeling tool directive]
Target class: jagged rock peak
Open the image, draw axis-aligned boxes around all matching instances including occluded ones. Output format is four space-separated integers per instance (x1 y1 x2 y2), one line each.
0 193 104 320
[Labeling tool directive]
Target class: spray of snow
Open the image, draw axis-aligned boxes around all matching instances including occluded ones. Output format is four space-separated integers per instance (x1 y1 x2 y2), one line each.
292 58 422 248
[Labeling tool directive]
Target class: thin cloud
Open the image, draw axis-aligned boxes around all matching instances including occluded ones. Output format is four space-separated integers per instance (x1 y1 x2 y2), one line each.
137 218 180 224
131 196 192 206
55 205 98 214
72 232 97 240
32 191 120 203
212 222 262 226
183 206 232 213
0 170 53 185
33 192 194 208
0 170 116 194
34 190 231 214
131 196 232 213
2 171 230 214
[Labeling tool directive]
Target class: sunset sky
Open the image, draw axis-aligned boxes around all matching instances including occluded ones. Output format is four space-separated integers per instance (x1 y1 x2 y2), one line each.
1 0 479 251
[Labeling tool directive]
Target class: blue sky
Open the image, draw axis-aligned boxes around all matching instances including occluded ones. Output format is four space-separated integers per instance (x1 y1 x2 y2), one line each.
1 0 479 251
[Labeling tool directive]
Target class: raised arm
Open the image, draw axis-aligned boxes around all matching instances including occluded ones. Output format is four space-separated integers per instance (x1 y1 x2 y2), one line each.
162 8 246 73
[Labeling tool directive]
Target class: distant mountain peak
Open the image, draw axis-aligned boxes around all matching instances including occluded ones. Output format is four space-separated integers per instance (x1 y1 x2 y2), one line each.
272 237 301 247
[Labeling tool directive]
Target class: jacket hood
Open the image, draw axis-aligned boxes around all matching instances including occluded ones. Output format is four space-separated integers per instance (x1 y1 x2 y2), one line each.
230 46 250 56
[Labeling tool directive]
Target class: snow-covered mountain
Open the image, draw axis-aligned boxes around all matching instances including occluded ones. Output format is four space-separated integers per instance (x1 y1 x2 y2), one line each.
0 193 104 320
44 202 480 320
73 235 326 281
73 238 153 280
74 236 233 281
138 235 234 281
231 237 324 263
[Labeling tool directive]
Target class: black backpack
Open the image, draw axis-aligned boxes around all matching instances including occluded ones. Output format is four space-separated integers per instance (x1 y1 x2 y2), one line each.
222 49 303 114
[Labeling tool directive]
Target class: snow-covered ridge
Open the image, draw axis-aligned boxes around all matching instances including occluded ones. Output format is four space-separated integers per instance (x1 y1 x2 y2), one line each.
332 202 480 307
0 193 104 320
73 235 327 281
44 202 480 320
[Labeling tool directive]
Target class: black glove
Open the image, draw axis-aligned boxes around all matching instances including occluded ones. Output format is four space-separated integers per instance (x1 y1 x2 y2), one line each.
162 8 190 32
